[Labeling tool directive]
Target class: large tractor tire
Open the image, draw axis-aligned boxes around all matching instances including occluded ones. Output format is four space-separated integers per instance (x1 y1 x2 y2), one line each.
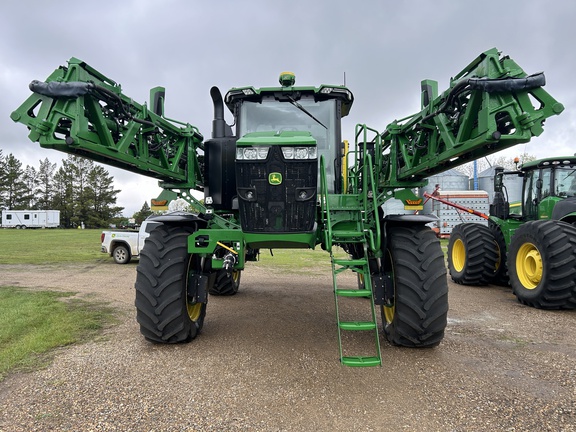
507 220 576 309
447 223 499 285
487 221 510 287
135 224 207 343
381 225 448 347
209 269 241 296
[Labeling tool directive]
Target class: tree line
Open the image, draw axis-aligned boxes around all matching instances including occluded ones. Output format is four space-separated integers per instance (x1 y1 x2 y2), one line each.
0 150 124 228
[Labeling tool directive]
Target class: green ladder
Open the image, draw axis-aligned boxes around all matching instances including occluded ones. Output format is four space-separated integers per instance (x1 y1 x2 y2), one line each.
331 246 382 367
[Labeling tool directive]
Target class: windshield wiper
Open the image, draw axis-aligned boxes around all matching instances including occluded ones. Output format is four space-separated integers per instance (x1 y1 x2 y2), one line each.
286 96 327 129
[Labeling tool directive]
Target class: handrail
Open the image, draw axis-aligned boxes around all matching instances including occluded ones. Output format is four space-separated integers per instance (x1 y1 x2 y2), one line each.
319 156 332 251
363 154 381 252
355 124 382 253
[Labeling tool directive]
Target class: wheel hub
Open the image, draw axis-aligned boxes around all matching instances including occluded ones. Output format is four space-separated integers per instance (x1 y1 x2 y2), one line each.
517 243 543 289
452 238 465 272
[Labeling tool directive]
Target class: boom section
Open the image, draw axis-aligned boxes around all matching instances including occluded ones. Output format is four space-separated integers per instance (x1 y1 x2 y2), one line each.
379 48 564 186
10 57 204 189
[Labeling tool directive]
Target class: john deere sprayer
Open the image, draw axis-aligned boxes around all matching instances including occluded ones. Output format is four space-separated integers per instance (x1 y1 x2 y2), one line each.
11 48 563 366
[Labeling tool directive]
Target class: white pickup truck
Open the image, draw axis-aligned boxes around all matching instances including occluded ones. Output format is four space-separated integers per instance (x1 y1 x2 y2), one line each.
101 218 162 264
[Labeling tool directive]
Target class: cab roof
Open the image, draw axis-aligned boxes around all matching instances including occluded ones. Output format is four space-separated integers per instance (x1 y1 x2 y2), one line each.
224 72 354 117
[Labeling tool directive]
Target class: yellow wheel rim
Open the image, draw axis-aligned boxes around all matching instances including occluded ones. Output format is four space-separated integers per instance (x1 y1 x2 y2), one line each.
383 303 395 324
383 249 395 324
452 238 466 272
494 241 502 272
187 302 202 322
186 255 204 323
516 242 543 289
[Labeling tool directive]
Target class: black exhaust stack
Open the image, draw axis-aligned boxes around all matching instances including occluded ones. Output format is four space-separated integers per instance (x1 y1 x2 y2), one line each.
211 86 232 139
204 87 237 210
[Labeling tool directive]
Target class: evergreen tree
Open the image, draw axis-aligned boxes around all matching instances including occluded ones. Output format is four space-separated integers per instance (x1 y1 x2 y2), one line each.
0 153 123 227
133 201 153 224
21 165 38 209
67 155 94 228
0 150 6 210
52 165 75 227
84 165 124 227
2 154 29 210
36 158 57 210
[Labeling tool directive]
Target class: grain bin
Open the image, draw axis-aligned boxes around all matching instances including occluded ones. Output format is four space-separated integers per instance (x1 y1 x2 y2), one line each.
476 166 524 204
420 169 469 214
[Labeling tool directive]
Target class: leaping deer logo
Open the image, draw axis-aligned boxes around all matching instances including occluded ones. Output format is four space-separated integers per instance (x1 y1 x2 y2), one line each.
269 172 282 185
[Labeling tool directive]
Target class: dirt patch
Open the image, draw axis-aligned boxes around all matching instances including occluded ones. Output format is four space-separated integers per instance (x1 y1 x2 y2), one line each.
0 262 575 431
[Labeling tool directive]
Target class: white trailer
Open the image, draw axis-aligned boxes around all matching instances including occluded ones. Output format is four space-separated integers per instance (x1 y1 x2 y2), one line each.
426 191 490 237
1 210 60 229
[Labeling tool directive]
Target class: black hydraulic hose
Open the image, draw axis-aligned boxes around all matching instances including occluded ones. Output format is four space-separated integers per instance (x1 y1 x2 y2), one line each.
468 73 545 93
29 80 93 97
419 72 546 125
29 80 156 127
89 85 156 127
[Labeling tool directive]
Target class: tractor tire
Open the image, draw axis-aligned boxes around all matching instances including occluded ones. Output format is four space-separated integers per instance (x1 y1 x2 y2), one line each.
487 221 510 287
447 223 499 285
381 225 448 347
209 269 241 296
113 244 131 264
507 220 576 309
135 224 207 343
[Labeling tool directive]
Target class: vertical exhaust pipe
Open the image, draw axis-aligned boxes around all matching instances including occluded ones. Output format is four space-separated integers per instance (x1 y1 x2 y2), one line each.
210 86 227 139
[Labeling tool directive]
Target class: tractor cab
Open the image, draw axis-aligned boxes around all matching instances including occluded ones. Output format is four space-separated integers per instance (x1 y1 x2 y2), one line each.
493 157 576 223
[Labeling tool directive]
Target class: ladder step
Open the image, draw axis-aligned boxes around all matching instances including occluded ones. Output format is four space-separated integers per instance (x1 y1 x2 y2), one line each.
341 356 381 367
332 258 367 267
335 289 371 298
332 230 364 239
339 321 377 331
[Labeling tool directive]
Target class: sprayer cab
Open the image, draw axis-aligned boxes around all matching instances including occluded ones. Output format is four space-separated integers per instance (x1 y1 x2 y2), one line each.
204 72 354 233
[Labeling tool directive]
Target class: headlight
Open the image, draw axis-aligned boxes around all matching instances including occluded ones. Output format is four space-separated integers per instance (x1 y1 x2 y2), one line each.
295 147 309 159
281 146 317 160
281 147 294 159
236 146 270 160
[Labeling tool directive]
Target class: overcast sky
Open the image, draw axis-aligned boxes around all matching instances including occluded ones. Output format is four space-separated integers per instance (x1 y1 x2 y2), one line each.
1 0 574 216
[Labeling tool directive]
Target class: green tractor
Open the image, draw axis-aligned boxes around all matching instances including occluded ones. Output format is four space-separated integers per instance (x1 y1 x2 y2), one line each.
11 48 564 365
448 156 576 309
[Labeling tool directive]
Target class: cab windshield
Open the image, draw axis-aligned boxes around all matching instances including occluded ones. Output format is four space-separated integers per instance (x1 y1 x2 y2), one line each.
555 167 576 197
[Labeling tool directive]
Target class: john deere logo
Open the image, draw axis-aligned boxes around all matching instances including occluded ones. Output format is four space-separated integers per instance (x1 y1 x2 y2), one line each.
269 172 282 185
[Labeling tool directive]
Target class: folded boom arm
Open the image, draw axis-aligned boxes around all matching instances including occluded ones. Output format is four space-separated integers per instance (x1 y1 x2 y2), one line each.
377 48 564 189
10 57 204 190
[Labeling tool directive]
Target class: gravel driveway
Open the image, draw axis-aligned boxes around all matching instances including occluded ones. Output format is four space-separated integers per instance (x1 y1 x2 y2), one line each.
0 260 575 431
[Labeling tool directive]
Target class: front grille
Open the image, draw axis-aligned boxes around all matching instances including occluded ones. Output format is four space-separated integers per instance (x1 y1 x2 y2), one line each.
236 146 317 233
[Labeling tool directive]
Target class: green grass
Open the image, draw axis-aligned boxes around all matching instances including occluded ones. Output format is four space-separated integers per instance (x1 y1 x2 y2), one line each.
253 248 334 274
0 229 105 264
0 286 117 381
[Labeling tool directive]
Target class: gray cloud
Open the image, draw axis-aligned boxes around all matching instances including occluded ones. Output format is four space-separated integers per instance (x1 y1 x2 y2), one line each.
1 0 574 215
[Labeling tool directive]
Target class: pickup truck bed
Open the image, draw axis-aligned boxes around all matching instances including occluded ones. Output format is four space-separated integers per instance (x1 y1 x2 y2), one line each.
101 219 162 264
